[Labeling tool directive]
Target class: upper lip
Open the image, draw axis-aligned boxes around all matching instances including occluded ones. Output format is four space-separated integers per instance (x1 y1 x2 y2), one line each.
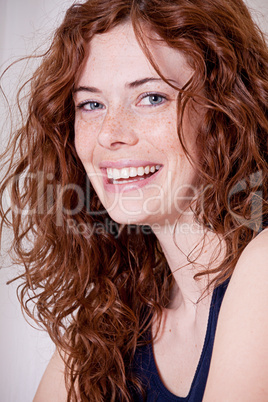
99 159 162 169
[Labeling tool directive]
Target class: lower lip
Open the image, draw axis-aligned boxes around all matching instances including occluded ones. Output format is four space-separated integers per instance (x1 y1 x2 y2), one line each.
102 168 163 193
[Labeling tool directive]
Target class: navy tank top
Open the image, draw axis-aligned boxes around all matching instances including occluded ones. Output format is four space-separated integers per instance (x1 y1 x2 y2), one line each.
128 280 229 401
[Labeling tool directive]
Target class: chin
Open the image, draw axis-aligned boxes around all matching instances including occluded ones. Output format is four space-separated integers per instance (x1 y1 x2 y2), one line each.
106 210 150 226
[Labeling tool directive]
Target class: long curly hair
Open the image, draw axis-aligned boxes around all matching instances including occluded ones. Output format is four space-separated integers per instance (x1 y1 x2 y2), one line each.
0 0 268 400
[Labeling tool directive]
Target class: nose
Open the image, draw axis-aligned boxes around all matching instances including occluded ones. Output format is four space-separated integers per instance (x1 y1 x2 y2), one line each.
97 108 138 150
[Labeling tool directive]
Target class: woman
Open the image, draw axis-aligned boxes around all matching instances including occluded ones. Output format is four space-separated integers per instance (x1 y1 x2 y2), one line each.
1 0 268 400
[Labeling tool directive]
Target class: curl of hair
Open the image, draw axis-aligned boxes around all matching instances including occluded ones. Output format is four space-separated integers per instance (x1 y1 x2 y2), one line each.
0 0 268 400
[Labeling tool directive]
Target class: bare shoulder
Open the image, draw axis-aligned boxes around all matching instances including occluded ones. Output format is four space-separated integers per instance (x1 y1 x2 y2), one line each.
237 226 268 261
33 349 68 402
230 227 268 284
203 228 268 402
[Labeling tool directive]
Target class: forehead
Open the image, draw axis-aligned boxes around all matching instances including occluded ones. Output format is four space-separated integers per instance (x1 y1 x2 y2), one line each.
76 22 193 88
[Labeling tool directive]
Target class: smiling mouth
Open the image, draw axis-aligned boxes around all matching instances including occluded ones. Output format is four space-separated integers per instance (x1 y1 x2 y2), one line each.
106 164 162 184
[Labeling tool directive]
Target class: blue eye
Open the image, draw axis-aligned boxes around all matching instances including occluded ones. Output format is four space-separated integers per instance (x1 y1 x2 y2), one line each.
148 94 164 105
138 93 167 106
78 101 104 111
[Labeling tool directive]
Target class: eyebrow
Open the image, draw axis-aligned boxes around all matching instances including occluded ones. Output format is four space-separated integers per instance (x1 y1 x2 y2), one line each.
73 85 101 94
73 77 178 94
126 77 164 88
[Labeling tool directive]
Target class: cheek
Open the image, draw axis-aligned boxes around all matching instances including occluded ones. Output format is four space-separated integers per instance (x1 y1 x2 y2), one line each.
151 118 181 154
154 105 201 159
74 120 95 163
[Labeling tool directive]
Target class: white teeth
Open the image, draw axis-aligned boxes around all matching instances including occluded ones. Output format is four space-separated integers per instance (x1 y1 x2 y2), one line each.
113 168 120 180
106 164 161 181
107 168 113 179
121 168 130 178
137 167 144 176
129 167 137 177
113 177 145 184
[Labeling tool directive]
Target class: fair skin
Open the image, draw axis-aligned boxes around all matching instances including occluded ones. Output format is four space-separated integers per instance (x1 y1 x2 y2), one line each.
34 22 268 401
73 24 200 227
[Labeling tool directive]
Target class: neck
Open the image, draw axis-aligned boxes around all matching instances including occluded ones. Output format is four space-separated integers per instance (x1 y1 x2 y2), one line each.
153 218 224 310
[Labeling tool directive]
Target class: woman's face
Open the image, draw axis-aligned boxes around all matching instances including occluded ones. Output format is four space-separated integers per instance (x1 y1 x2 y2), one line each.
74 22 201 226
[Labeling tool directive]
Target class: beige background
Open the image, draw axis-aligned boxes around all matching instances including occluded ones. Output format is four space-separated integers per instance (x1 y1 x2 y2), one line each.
0 0 267 401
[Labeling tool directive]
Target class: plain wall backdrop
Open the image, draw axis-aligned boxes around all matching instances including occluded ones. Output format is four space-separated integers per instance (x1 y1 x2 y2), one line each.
0 0 268 401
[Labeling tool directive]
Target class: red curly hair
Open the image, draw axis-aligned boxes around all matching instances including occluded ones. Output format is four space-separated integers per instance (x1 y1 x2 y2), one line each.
0 0 268 400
